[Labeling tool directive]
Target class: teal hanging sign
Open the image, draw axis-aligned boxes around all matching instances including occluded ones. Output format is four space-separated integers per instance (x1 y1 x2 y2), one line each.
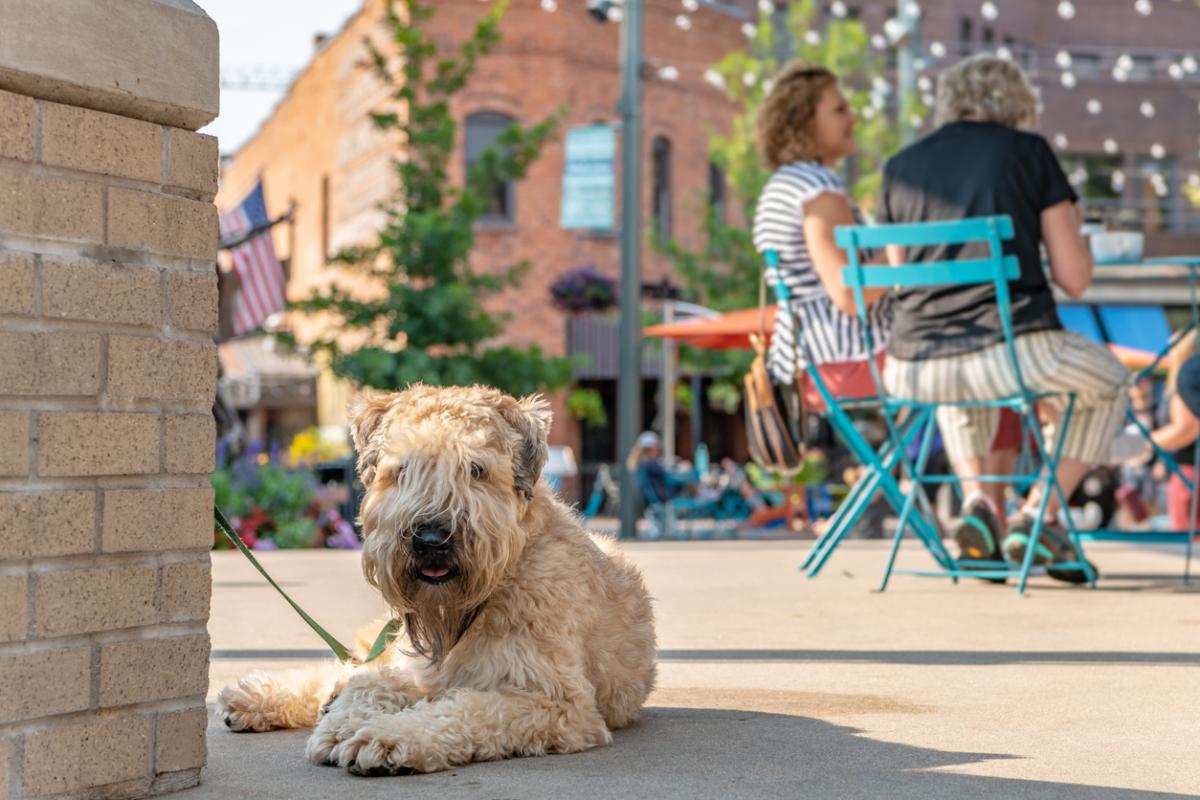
561 124 616 230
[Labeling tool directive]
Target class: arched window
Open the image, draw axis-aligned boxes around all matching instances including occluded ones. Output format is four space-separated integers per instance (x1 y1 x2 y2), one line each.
708 161 726 224
465 111 516 224
652 136 672 239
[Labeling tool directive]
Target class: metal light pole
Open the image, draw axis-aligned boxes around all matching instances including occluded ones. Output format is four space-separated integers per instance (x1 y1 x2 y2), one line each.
616 0 644 540
887 6 923 145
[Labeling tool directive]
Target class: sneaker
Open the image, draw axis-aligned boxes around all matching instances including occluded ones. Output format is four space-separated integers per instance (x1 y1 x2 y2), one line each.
950 497 1006 583
1002 514 1098 584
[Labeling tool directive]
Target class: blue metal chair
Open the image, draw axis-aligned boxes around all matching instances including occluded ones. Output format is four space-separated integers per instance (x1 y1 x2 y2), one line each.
836 214 1097 594
762 251 955 577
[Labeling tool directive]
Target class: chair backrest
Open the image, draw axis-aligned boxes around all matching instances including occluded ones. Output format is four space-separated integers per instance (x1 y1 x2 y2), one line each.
835 214 1028 397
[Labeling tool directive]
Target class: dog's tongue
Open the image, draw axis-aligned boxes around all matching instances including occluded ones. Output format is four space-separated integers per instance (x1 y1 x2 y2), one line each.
421 566 450 579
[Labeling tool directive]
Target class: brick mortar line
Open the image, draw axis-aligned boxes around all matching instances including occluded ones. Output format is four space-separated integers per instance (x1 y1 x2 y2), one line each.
0 694 208 739
1 241 216 273
0 152 212 200
0 398 215 415
0 314 217 342
0 233 217 272
0 550 211 576
0 625 209 660
0 476 212 491
10 733 24 800
32 97 43 164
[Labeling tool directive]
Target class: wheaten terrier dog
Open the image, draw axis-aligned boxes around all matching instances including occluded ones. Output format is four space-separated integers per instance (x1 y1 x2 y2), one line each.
217 385 657 775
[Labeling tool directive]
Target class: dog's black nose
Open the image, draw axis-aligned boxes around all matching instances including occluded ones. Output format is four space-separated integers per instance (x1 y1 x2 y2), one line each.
413 526 451 552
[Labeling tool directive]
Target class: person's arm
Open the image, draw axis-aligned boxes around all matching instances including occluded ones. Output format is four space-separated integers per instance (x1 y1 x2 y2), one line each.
1042 199 1092 299
1151 393 1200 453
802 191 887 317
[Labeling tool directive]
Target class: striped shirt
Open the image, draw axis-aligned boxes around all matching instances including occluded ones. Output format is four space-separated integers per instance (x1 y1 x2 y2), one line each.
753 161 892 385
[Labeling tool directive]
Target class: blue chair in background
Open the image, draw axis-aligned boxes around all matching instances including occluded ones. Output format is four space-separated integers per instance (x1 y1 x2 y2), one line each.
762 251 955 578
836 214 1097 594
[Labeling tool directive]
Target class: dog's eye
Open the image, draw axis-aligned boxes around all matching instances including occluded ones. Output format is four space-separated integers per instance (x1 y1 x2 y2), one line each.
469 462 486 480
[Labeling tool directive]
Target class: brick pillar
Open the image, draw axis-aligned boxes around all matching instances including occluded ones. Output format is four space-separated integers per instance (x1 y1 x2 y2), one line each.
0 2 219 798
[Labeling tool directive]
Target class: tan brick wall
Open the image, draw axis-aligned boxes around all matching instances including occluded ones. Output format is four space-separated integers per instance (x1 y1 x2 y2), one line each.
0 55 216 798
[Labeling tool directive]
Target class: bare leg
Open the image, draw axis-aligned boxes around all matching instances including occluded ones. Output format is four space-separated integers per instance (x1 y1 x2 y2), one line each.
1022 458 1091 519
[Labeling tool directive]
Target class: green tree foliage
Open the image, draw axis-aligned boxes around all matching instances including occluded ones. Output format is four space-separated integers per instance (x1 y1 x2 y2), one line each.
284 0 578 398
656 1 910 411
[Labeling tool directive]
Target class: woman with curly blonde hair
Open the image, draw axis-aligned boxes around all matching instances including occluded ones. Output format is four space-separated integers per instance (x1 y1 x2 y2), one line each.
752 62 892 404
877 54 1130 579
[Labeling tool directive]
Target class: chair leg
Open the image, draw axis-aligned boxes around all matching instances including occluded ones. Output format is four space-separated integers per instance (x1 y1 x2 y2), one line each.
879 413 940 591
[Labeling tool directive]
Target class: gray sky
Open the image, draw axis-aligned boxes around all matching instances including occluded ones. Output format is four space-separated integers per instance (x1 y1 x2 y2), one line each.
196 0 364 154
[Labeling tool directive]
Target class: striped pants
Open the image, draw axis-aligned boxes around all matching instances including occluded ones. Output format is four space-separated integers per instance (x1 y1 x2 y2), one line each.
883 330 1131 465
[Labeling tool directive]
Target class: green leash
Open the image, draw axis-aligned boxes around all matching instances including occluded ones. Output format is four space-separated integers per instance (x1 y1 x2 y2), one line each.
214 506 400 664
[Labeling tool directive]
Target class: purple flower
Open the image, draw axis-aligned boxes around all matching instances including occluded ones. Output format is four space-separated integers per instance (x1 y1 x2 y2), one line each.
253 539 277 551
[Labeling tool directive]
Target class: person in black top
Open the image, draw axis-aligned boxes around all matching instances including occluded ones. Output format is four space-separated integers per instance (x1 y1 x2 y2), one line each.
877 55 1130 578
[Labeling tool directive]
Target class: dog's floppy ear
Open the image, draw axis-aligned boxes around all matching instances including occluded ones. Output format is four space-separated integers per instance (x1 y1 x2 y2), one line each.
348 392 394 486
503 394 552 500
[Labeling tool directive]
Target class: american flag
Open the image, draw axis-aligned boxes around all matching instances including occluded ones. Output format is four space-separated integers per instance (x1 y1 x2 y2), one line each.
219 181 287 336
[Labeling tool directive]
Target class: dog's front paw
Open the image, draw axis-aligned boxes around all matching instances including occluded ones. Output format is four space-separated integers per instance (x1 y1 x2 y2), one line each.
305 670 419 765
217 674 282 732
332 722 423 777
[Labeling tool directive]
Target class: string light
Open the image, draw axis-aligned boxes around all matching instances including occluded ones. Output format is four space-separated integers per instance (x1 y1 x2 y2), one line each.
1057 1 1075 19
1111 170 1125 191
757 0 774 12
1140 100 1156 117
1135 0 1153 14
675 14 691 30
1168 63 1184 79
1060 71 1076 88
1055 50 1072 69
917 75 933 92
681 0 698 11
996 46 1013 61
658 65 680 81
903 1 922 18
1150 142 1166 159
741 22 756 37
1104 138 1119 154
981 2 998 20
831 1 849 18
1054 132 1069 149
929 41 947 59
1087 98 1102 114
703 69 725 90
804 30 821 45
540 0 556 10
1183 56 1198 73
871 34 887 50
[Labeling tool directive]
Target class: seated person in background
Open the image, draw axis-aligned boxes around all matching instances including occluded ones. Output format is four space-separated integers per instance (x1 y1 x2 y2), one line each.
752 59 1020 540
626 431 679 504
877 54 1131 579
1142 332 1200 531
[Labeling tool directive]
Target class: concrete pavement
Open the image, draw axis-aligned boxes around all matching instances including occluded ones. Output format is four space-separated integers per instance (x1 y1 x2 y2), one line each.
189 538 1200 799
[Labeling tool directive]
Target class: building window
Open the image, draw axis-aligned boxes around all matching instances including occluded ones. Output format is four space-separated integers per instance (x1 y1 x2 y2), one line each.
652 136 672 240
1071 52 1102 79
708 162 726 224
465 111 516 224
960 16 973 44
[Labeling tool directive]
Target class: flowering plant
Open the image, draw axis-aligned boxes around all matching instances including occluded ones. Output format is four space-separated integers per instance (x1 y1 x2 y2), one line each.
213 440 361 550
550 265 617 313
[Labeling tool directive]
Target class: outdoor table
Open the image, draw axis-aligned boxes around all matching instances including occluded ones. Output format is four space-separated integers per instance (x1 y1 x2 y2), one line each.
1075 255 1200 581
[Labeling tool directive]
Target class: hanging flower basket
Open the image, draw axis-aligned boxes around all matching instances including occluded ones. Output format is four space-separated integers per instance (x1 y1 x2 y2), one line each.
550 265 617 313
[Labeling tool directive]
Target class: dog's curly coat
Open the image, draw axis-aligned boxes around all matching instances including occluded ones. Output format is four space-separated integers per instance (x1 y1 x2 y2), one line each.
217 385 657 776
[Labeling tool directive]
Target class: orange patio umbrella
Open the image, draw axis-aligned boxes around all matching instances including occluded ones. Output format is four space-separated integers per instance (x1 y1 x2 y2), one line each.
643 306 776 351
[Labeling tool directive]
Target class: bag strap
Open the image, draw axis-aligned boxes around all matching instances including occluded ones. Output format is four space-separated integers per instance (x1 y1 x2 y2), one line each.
214 506 400 664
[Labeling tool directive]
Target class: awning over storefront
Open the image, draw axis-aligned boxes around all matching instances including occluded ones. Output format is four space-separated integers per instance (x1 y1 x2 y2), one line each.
218 337 319 409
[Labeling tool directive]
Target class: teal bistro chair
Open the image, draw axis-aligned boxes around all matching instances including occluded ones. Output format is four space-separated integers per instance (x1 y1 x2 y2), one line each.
836 215 1097 594
762 251 956 578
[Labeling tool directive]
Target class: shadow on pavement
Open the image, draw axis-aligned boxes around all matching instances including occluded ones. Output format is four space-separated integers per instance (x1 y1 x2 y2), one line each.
186 702 1196 800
